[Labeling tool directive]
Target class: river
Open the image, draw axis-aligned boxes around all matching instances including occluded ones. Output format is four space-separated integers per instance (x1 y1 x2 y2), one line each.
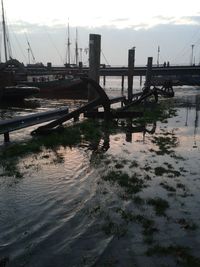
0 77 200 267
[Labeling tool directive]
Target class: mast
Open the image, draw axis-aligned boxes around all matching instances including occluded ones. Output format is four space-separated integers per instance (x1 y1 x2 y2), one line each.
75 28 78 66
1 0 8 61
26 34 36 64
67 20 71 65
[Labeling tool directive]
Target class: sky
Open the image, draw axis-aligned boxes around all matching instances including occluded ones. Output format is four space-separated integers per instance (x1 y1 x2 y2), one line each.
1 0 200 66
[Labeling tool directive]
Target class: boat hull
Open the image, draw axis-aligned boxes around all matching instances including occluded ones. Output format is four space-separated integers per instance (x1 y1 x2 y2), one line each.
22 78 88 99
0 86 40 101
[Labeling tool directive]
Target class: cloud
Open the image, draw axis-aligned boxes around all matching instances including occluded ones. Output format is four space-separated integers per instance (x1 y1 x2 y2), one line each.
4 19 200 66
110 18 130 23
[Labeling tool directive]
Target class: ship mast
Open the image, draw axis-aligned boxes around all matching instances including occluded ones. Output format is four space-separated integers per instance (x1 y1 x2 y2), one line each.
67 20 71 65
1 0 8 61
75 28 78 66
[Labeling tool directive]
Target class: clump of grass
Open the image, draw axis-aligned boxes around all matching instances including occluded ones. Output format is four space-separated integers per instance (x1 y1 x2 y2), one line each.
130 101 177 124
152 134 179 155
155 166 168 176
176 183 186 191
145 175 152 181
163 162 173 169
144 165 152 171
115 163 124 169
116 208 157 243
129 160 139 168
146 245 200 267
133 195 145 205
116 208 135 223
134 214 158 244
102 219 127 237
176 218 198 231
147 197 169 216
102 171 146 194
160 182 176 192
154 166 181 177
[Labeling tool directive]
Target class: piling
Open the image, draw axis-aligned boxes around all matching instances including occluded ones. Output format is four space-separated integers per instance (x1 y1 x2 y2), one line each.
128 47 135 102
4 132 9 143
140 76 142 87
121 75 124 92
145 57 153 89
103 75 106 86
88 34 101 101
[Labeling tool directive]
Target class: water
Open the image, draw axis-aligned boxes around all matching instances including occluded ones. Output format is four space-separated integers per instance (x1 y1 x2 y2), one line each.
0 78 200 266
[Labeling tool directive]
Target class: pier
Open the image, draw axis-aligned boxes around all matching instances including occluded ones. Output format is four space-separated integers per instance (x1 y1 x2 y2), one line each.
22 63 200 87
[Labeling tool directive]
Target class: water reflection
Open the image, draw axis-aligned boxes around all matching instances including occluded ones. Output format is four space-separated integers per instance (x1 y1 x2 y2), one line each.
125 120 157 143
182 94 200 149
0 86 200 267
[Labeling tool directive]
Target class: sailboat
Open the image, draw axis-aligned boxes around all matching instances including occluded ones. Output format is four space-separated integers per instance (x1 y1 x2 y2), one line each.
0 0 40 101
0 1 87 100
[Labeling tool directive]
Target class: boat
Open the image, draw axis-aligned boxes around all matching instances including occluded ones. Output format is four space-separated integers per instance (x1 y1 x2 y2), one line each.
0 1 88 100
0 84 40 101
20 72 88 99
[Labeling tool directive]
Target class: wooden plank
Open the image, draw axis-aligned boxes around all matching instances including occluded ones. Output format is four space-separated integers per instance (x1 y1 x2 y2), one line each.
0 107 69 134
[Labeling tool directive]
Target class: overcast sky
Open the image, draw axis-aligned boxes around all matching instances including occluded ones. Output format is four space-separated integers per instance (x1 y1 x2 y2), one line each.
1 0 200 66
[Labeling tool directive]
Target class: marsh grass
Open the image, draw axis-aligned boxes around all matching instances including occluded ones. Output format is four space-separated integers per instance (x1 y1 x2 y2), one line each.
155 166 181 177
0 120 110 177
102 171 146 194
146 245 200 267
152 134 179 155
147 197 169 216
130 101 177 124
116 208 157 243
160 182 176 192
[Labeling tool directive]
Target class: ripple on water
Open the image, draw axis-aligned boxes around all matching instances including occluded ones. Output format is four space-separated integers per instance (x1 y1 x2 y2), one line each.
0 146 103 266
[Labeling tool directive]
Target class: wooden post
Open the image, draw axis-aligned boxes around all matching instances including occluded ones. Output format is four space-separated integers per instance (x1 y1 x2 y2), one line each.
4 132 10 142
145 57 153 89
88 34 101 101
126 120 132 142
128 47 135 102
140 76 142 87
103 76 106 86
121 75 124 92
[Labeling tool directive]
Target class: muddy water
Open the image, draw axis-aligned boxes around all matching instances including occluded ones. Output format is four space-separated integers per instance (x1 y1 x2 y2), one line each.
0 80 200 266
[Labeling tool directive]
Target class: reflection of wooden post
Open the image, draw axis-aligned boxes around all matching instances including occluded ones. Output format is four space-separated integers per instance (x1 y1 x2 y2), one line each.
145 57 153 89
103 64 106 86
4 132 10 143
140 76 142 87
128 47 135 102
121 75 124 92
103 76 106 86
126 119 132 142
88 34 101 101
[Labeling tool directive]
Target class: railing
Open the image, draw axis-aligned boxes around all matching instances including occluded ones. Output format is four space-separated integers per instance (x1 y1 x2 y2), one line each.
0 107 69 142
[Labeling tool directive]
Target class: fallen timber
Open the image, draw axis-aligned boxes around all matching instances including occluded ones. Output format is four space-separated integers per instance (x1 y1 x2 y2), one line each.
31 78 143 135
0 107 69 142
32 77 174 136
123 82 174 110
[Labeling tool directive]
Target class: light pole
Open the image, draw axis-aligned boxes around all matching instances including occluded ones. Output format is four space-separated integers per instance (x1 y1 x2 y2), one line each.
157 45 160 66
191 44 194 65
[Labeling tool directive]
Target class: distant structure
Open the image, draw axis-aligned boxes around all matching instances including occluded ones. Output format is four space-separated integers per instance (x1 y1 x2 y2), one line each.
157 45 160 66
